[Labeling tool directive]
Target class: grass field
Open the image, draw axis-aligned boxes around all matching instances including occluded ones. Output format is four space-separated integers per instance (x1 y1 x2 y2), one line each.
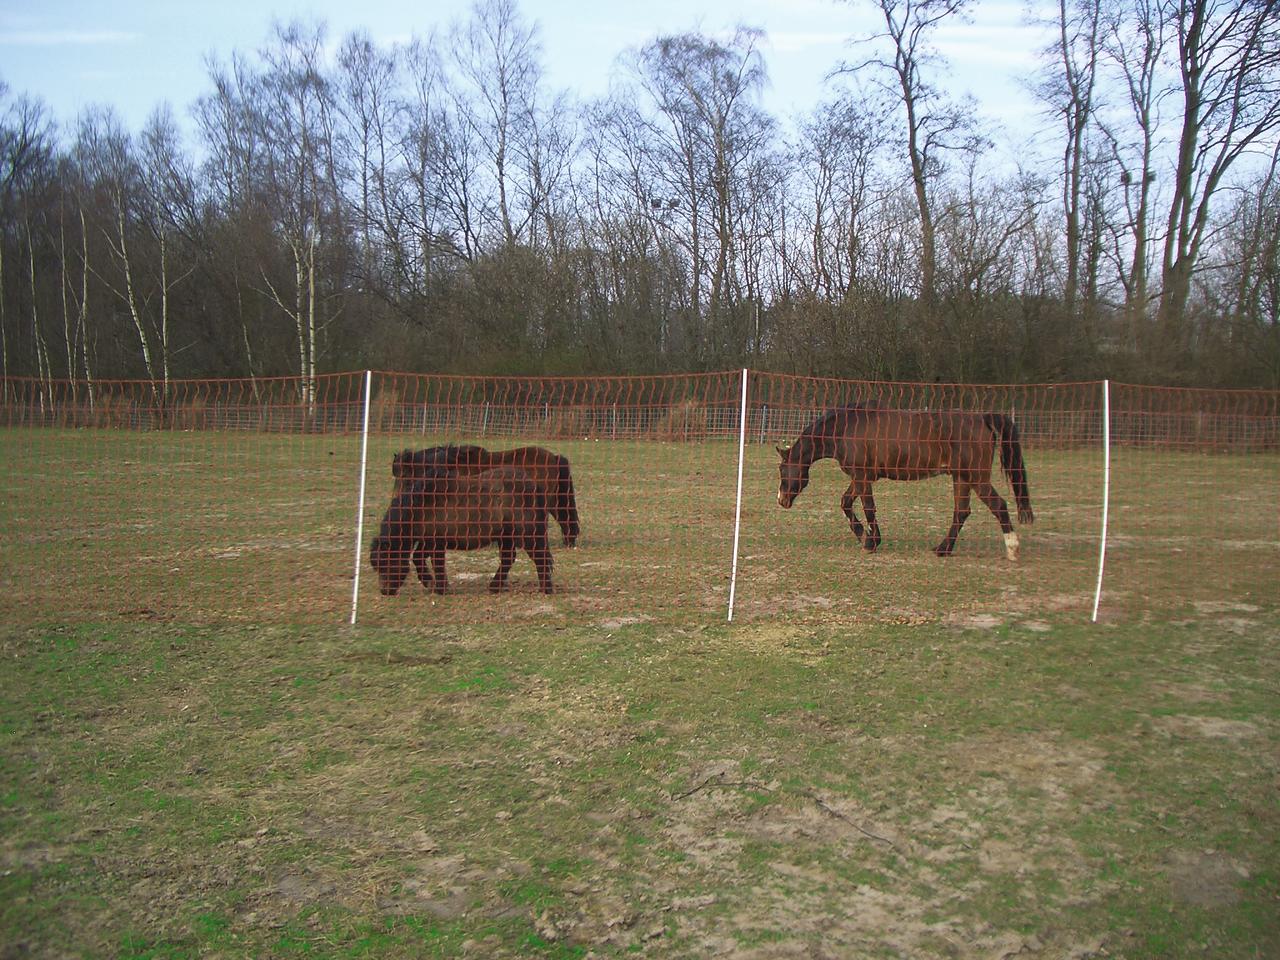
2 429 1275 625
1 428 1277 957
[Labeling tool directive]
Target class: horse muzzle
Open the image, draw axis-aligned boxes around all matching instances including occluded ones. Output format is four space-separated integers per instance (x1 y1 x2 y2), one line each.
777 491 794 508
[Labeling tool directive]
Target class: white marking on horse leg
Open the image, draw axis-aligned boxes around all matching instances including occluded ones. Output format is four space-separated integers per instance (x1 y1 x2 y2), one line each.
1004 531 1020 561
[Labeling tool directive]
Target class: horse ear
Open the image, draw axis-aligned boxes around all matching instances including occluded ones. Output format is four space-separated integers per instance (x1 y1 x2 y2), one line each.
775 443 790 458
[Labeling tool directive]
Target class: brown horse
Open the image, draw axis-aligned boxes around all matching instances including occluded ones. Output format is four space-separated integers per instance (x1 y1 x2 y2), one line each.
776 405 1034 560
392 444 580 547
371 465 554 595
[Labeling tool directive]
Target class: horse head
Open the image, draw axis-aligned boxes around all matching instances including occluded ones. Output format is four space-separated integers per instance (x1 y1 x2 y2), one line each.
370 534 411 596
391 450 412 478
370 492 421 595
775 442 811 509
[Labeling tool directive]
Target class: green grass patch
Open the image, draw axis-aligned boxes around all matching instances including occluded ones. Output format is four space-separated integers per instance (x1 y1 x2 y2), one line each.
1 428 1277 956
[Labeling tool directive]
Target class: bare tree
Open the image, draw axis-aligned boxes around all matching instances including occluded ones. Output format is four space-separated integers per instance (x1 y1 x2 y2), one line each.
0 89 56 389
334 31 401 312
139 107 198 385
1096 0 1165 347
1037 0 1104 312
619 28 773 362
53 157 94 391
195 51 270 377
575 96 687 365
835 0 984 312
255 20 343 408
75 108 161 383
449 0 545 250
393 31 478 340
790 96 884 300
934 166 1043 379
1157 0 1280 341
1213 141 1280 384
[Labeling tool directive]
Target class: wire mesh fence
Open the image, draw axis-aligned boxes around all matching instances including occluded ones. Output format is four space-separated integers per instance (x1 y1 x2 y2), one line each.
1 371 1275 627
734 375 1108 623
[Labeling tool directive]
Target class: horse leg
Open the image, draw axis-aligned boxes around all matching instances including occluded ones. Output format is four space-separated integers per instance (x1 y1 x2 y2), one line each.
841 483 866 544
859 483 881 552
489 543 516 593
527 541 555 594
975 481 1019 560
935 480 971 557
412 541 434 589
429 548 448 594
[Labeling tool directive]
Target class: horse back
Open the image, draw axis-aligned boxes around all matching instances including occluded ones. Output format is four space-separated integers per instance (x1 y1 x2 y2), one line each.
422 466 545 549
832 410 993 479
391 444 489 495
482 446 565 489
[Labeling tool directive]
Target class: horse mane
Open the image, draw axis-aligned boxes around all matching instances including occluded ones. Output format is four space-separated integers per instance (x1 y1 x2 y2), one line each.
793 404 873 454
798 406 840 440
392 444 487 478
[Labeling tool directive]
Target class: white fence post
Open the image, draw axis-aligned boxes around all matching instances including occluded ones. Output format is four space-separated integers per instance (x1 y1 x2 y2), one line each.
727 368 750 622
349 370 373 626
1092 379 1111 623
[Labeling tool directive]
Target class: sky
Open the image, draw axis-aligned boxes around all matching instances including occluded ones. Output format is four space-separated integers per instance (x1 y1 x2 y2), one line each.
0 0 1054 154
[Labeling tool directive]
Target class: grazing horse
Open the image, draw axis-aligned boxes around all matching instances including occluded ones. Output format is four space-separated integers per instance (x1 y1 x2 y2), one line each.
776 405 1034 560
371 465 554 595
392 444 580 547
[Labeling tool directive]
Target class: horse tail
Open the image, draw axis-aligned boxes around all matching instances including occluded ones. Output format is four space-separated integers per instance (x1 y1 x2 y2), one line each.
983 413 1034 525
555 455 581 547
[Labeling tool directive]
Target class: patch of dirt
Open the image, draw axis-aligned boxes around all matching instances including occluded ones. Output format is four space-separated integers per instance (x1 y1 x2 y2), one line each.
1148 681 1227 704
343 650 453 667
908 734 1115 897
597 616 650 630
272 871 340 906
0 843 66 870
999 593 1093 617
1192 601 1261 615
664 784 748 869
953 734 1111 807
375 853 494 919
1166 850 1250 909
1151 715 1261 741
229 819 515 929
1215 617 1260 636
727 625 835 663
740 788 907 857
951 613 1004 630
530 891 666 951
649 749 1118 959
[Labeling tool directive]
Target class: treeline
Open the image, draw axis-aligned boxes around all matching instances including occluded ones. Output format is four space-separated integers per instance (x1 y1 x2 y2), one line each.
1 0 1278 389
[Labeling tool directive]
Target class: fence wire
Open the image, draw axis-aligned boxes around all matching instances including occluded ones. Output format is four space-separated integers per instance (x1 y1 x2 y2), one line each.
1 372 1275 626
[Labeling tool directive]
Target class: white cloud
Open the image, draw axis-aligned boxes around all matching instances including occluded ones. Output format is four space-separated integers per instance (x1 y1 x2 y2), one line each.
766 31 845 56
934 34 1040 71
0 30 139 47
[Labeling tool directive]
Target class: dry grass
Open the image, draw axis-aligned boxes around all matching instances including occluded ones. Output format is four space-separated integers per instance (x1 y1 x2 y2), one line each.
0 428 1274 627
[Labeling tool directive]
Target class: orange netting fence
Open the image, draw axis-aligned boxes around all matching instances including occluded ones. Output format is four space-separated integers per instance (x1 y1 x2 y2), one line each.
1 372 1275 626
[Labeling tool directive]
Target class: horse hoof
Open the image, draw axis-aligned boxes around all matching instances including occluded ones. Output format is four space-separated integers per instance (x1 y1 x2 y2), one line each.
934 545 954 558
